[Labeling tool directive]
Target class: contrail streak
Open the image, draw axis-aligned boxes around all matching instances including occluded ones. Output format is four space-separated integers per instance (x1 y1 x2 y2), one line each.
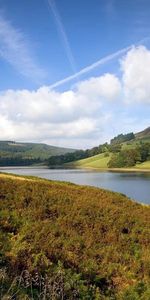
49 36 150 89
49 45 131 89
47 0 76 73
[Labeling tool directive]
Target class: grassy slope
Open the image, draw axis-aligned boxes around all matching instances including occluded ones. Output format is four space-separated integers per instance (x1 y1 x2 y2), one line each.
69 137 150 171
68 153 110 169
135 160 150 169
135 126 150 139
69 152 150 171
122 136 150 150
0 141 76 160
0 174 150 299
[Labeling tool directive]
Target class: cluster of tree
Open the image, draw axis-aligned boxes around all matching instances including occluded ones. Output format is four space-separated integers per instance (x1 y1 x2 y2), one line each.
108 149 140 168
48 143 110 166
110 132 135 145
108 142 150 168
0 156 42 166
0 176 150 299
47 150 87 166
108 143 122 153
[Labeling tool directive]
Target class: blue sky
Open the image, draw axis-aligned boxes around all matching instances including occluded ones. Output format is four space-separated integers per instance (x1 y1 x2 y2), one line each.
0 0 150 148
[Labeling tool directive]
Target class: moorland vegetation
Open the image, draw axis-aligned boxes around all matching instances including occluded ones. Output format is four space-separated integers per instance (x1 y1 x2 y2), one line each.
0 174 150 299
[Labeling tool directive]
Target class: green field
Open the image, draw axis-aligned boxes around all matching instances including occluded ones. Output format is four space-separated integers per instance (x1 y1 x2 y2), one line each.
69 152 150 171
0 173 150 299
68 153 111 169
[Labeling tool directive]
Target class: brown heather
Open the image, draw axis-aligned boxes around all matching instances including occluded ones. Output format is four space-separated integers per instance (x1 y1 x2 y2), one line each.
0 174 150 299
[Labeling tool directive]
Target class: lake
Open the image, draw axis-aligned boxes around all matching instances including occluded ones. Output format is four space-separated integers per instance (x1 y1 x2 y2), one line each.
0 167 150 204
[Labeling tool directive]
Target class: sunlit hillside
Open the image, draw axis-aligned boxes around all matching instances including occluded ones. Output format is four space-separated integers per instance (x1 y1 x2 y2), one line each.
68 153 111 169
67 128 150 170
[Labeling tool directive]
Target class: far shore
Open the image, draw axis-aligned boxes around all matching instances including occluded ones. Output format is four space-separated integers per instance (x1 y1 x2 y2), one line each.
0 165 150 173
67 165 150 173
0 165 49 169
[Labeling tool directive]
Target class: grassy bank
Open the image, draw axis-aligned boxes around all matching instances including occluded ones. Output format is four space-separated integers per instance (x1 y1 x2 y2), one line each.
66 153 110 169
0 173 150 299
67 153 150 172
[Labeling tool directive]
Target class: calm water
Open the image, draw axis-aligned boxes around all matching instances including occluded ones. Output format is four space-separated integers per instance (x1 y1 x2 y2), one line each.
0 167 150 204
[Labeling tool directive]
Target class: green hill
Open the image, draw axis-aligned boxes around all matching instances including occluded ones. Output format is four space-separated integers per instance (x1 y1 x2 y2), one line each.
0 141 76 166
70 150 150 171
135 126 150 140
0 174 150 299
69 153 111 169
121 128 150 151
68 127 150 170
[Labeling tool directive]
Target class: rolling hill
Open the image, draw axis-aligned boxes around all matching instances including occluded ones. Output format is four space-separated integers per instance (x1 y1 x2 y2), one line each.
68 153 111 169
135 126 150 140
67 127 150 170
0 141 76 166
0 173 150 299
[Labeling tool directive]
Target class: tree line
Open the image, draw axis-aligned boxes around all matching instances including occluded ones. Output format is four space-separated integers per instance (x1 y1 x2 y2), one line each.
108 142 150 168
47 137 150 168
47 132 137 167
47 143 109 166
0 156 42 166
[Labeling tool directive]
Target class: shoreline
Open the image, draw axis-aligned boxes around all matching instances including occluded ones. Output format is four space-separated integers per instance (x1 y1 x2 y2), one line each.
0 172 149 206
0 165 150 173
65 165 150 173
0 165 48 169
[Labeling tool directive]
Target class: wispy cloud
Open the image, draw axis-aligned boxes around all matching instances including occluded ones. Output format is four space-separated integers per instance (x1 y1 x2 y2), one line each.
47 0 76 73
49 45 132 89
0 46 150 148
0 14 46 82
49 36 150 89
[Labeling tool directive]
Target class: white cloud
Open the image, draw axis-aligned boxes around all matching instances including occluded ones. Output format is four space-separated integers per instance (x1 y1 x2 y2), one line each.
0 45 149 148
121 46 150 103
77 74 121 101
0 14 46 82
0 73 120 146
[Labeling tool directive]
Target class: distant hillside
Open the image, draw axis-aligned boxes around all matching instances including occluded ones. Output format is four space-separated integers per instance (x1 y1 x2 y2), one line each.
135 126 150 140
0 174 150 299
65 127 150 170
0 141 76 166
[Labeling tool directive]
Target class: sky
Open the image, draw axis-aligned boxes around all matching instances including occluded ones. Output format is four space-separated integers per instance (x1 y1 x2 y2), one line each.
0 0 150 149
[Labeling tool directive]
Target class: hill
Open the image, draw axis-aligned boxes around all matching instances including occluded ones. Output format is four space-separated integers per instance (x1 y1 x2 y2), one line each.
135 127 150 140
66 127 150 170
0 141 76 166
0 174 150 299
68 153 110 169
